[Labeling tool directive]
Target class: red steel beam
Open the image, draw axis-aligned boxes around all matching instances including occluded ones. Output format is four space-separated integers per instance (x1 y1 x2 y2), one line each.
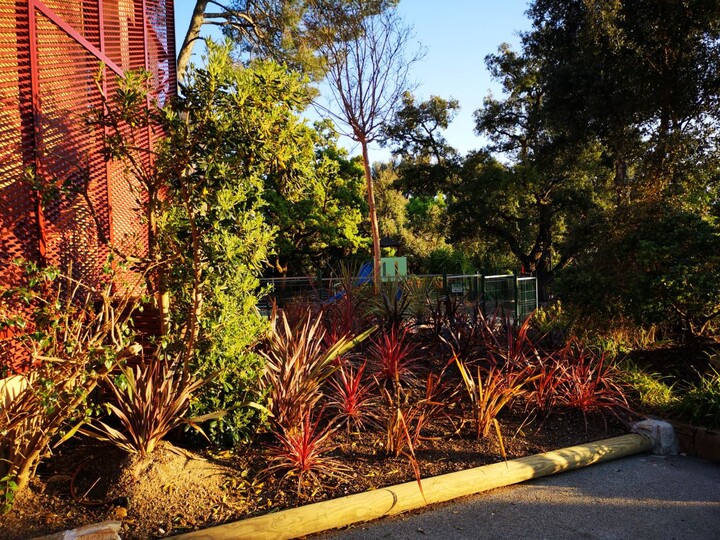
27 0 46 260
32 0 125 77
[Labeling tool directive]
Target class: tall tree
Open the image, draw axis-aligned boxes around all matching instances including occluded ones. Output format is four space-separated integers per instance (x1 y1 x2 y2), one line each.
177 0 394 81
525 0 720 201
459 43 610 298
314 2 423 289
264 123 369 276
373 162 452 272
382 91 460 196
517 0 720 327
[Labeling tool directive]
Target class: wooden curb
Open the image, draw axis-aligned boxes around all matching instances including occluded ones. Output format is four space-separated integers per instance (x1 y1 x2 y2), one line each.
670 421 720 463
168 433 652 540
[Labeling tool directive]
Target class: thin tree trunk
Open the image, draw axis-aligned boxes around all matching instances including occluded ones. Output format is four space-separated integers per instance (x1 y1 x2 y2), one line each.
177 1 209 82
360 139 381 293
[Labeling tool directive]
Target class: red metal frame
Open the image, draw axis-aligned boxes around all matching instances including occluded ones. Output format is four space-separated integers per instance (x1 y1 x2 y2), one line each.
1 0 177 370
32 1 124 76
27 1 45 259
97 0 116 250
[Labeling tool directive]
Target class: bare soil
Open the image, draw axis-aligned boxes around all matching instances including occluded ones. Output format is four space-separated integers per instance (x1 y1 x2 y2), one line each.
0 409 627 540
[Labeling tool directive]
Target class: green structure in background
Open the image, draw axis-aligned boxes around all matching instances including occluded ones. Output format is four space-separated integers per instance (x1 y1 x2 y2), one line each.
380 257 407 280
444 273 539 321
260 269 538 323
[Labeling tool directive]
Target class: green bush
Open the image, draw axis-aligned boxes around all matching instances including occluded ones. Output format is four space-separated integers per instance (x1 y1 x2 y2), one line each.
619 361 678 413
676 369 720 429
556 204 720 337
159 43 293 445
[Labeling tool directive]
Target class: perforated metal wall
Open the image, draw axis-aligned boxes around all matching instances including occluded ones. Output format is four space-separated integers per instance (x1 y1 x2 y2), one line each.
0 0 176 371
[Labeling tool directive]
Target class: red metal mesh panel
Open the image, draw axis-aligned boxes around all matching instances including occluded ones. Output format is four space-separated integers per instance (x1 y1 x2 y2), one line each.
0 2 39 371
103 0 148 72
0 3 38 273
41 0 101 49
35 11 109 290
1 0 176 370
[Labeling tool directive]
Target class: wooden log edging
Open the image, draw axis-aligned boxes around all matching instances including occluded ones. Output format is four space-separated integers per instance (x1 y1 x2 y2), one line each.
168 434 652 540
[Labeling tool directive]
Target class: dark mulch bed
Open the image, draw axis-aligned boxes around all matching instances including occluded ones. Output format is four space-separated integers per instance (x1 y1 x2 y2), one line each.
0 409 628 540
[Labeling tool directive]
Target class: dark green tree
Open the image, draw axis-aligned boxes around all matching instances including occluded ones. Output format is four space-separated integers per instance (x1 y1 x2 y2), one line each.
264 123 369 276
521 0 720 328
177 0 397 80
381 92 460 195
373 162 453 272
447 44 609 298
525 0 720 200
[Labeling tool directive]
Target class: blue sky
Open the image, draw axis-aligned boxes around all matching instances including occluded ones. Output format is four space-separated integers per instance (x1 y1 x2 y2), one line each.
173 1 532 159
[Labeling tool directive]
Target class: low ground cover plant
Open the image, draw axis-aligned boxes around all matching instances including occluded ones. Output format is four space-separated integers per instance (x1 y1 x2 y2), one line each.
676 369 720 429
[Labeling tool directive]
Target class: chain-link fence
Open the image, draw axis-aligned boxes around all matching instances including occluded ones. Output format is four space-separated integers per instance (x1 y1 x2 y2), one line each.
259 272 538 321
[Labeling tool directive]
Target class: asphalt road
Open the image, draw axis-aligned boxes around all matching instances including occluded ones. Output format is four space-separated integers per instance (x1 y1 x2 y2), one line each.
318 454 720 540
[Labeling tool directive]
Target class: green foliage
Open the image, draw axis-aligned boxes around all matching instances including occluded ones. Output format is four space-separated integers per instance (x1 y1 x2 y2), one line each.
526 0 720 197
425 247 474 275
266 123 369 276
219 0 398 80
88 41 366 447
373 163 455 272
619 361 678 413
0 475 18 513
676 370 720 430
557 204 720 335
531 301 572 338
382 91 460 195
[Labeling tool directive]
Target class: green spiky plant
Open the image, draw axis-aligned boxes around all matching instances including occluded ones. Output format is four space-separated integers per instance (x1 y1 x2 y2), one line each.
260 308 374 433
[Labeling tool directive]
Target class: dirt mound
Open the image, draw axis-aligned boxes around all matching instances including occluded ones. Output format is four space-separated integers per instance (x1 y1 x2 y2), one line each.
110 441 247 538
0 440 250 540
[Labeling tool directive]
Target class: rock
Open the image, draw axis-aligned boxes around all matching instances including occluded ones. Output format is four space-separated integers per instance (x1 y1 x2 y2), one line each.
632 419 678 456
31 521 122 540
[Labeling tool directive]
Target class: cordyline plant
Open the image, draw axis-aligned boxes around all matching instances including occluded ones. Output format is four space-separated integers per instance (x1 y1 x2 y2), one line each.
326 360 379 435
524 356 566 420
260 307 375 433
262 410 350 498
552 340 631 429
366 278 413 331
0 262 141 511
368 326 420 390
454 355 536 459
484 314 546 369
323 262 371 342
79 356 222 457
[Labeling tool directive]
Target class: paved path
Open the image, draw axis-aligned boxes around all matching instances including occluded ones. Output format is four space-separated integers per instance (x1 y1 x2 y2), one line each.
318 455 720 540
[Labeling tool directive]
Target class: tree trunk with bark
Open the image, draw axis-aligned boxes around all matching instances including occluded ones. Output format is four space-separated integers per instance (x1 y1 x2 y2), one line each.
360 139 381 293
177 1 209 82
